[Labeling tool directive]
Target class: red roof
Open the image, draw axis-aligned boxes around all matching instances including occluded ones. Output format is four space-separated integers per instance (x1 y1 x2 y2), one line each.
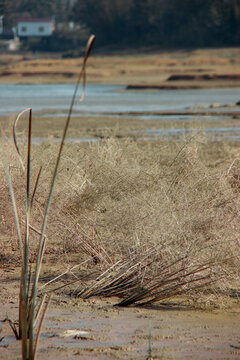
17 18 53 23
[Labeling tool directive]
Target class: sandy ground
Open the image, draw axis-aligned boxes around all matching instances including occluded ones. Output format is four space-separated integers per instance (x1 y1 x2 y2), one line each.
0 47 240 88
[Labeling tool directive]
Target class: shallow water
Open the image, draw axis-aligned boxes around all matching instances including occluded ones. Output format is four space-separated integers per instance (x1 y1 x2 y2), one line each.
0 84 239 115
140 127 240 136
39 112 232 123
2 126 240 144
1 136 98 144
1 84 239 142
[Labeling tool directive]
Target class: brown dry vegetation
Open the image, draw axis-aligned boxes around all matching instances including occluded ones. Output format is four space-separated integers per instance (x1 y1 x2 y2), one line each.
1 135 240 307
0 48 240 87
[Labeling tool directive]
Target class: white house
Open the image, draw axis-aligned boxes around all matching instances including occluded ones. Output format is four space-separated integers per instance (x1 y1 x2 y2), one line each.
17 18 55 38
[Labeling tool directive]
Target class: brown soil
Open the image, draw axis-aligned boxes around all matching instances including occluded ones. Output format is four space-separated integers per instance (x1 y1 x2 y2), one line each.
0 47 239 88
1 268 240 360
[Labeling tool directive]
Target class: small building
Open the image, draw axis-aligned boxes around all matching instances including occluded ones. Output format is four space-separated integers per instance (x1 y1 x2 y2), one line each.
17 18 55 38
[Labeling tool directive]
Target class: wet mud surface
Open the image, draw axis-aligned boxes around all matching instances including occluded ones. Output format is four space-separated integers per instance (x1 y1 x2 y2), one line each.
1 296 240 360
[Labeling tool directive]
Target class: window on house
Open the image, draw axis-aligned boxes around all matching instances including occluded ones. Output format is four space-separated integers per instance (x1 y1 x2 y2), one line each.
21 26 27 32
38 26 44 32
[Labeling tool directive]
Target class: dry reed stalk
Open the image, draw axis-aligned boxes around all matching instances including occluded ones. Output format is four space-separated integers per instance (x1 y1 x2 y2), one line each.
56 221 112 265
73 249 219 306
1 35 95 360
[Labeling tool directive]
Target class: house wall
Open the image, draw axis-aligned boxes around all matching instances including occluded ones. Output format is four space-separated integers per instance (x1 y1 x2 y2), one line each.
17 21 54 37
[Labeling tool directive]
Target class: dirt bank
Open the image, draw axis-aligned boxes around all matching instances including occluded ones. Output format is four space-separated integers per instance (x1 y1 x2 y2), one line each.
0 47 239 88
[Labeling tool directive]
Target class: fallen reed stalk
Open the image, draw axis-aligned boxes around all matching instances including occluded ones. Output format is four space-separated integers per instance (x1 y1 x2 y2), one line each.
73 249 219 307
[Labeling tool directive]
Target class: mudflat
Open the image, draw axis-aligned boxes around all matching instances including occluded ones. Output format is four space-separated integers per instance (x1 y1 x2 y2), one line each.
1 282 240 360
0 47 239 88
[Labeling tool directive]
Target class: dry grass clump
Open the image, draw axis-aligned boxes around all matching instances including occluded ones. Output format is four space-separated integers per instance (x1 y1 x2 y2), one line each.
1 136 240 306
51 138 240 303
61 139 238 252
0 141 52 263
55 138 239 305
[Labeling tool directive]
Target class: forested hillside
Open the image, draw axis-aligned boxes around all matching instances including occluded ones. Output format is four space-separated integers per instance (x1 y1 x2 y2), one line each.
1 0 240 49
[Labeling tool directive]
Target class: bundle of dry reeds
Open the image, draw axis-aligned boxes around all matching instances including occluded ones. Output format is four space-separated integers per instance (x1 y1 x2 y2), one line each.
72 247 219 306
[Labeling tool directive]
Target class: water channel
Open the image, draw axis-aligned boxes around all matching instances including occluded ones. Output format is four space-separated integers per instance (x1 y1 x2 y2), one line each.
0 84 239 140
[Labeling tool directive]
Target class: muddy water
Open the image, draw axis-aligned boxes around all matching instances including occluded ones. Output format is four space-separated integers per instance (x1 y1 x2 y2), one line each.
1 298 240 360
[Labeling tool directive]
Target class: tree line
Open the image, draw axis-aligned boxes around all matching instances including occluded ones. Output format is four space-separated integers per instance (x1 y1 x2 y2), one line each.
72 0 240 48
1 0 240 50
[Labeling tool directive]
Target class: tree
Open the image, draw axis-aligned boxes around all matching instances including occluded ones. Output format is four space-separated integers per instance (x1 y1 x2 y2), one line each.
72 0 133 45
2 0 240 49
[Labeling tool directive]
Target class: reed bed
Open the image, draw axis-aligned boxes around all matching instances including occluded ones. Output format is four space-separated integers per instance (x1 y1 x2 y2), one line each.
55 138 240 305
1 135 240 307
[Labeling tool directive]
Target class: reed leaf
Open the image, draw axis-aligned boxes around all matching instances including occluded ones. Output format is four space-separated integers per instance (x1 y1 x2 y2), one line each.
1 153 23 262
31 35 96 311
3 34 95 359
